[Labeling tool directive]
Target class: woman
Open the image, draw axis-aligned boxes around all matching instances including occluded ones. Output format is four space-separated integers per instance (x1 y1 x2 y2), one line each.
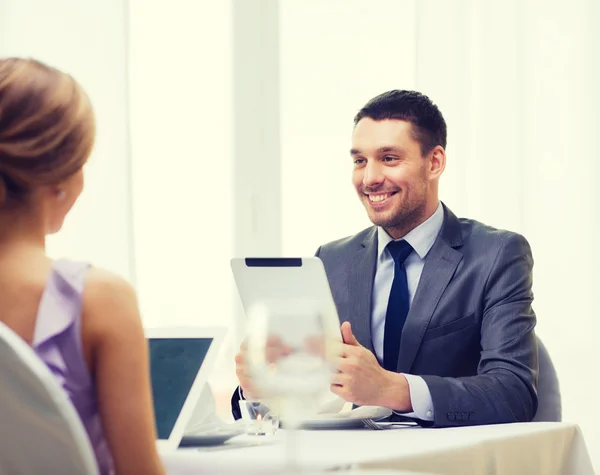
0 58 165 475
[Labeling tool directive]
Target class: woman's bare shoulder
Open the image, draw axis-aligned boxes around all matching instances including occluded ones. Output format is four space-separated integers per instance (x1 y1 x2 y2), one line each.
82 267 141 334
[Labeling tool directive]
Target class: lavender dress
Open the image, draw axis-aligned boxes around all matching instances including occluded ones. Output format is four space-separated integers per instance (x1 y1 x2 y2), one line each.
32 259 115 475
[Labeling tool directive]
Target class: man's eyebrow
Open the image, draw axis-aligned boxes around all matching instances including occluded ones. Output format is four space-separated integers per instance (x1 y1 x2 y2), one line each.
376 146 404 154
351 146 406 156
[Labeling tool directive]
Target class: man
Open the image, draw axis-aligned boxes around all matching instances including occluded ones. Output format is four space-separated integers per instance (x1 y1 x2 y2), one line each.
233 90 538 427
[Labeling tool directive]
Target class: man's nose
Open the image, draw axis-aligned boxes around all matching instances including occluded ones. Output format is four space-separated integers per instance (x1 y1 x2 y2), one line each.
363 162 383 188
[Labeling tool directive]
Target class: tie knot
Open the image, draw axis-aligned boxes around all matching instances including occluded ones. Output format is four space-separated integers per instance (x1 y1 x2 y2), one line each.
386 239 413 264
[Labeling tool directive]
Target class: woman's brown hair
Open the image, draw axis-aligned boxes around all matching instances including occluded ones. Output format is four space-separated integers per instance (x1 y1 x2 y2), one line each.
0 58 95 209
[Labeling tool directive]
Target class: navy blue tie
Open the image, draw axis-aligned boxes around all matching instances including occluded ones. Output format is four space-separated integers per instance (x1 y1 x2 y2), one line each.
383 239 413 372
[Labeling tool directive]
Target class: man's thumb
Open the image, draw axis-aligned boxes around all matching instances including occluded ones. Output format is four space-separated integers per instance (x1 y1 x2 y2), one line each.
341 321 360 346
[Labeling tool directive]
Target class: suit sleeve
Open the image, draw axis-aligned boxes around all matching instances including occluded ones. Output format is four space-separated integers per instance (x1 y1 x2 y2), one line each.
420 233 539 427
230 386 244 420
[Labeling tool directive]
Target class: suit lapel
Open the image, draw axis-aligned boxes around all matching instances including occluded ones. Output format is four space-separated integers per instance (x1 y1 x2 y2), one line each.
347 227 378 352
397 205 464 373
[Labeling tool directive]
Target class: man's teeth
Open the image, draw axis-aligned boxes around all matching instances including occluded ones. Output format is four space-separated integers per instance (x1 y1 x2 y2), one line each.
369 194 391 202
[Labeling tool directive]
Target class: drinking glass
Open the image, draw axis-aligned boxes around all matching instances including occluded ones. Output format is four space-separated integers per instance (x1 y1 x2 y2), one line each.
245 300 338 473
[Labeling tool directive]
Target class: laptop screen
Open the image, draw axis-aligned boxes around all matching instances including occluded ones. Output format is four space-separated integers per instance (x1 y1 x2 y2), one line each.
148 338 213 440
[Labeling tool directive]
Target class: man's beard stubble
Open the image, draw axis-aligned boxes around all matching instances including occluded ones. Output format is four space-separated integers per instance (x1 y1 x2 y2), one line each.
364 190 428 238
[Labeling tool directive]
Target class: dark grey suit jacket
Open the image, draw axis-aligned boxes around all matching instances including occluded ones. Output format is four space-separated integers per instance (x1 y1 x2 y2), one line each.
315 203 538 427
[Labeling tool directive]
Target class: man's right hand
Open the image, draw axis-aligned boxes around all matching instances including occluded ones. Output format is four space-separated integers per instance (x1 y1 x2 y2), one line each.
235 340 257 400
235 336 293 400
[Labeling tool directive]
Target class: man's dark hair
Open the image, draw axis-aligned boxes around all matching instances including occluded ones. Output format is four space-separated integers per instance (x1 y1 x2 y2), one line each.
354 90 447 155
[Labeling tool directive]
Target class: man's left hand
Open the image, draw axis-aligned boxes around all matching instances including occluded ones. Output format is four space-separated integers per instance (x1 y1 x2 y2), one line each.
330 322 412 411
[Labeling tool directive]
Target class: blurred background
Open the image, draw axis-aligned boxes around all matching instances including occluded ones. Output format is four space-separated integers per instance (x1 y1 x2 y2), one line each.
1 0 598 468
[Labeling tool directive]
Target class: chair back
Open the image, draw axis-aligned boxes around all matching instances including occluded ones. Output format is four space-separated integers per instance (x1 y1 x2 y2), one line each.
532 336 561 422
0 322 99 475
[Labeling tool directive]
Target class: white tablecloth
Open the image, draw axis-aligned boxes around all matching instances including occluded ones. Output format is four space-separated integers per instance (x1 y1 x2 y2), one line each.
161 422 594 475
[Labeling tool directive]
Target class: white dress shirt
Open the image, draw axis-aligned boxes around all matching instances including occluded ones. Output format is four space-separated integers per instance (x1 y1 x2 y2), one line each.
371 201 444 421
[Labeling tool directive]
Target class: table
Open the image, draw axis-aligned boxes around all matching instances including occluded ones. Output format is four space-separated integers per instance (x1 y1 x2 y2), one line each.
161 422 594 475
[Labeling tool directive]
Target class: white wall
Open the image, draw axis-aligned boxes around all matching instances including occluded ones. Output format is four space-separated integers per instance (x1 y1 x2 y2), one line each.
280 0 417 256
127 0 235 394
0 0 132 280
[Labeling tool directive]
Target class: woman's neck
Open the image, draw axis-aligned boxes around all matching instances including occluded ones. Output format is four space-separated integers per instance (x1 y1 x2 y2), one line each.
0 210 47 257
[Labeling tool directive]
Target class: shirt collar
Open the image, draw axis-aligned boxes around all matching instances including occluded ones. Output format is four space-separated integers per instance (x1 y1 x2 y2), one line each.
377 201 444 261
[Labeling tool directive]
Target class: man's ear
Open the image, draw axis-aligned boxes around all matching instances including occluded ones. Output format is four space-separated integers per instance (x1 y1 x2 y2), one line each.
428 145 446 180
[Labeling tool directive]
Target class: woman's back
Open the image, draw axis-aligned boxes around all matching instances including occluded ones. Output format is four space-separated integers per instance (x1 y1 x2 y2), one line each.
33 259 114 475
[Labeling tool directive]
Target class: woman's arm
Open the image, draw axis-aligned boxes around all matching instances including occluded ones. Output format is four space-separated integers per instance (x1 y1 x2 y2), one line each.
82 268 165 475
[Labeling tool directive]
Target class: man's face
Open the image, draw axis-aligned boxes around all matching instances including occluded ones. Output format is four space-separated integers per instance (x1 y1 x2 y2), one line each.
351 118 433 235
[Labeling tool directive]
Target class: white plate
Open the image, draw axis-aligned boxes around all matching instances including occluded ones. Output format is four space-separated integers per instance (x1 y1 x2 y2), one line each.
179 428 244 447
293 406 393 430
299 417 372 430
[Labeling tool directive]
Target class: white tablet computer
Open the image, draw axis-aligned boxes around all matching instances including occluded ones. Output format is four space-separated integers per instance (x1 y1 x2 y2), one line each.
230 257 342 341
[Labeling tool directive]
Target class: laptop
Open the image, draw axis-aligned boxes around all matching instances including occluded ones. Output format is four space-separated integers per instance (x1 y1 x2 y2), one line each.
146 326 225 451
